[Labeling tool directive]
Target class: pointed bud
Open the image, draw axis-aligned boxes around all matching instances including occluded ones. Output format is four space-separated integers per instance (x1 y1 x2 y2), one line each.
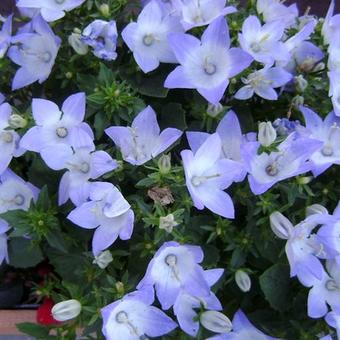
93 250 113 269
115 281 125 295
207 103 223 117
258 122 277 147
297 176 312 185
68 33 88 55
51 299 81 322
159 214 179 233
270 211 293 239
313 62 325 72
99 4 110 17
292 95 304 109
235 270 251 292
306 204 328 217
295 75 308 92
8 114 27 129
200 311 232 334
158 154 171 174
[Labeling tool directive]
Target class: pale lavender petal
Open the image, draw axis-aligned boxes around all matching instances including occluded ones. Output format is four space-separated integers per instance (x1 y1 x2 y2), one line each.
164 66 194 89
197 79 229 104
40 144 73 170
168 33 200 65
235 86 254 100
154 128 182 156
61 92 86 123
67 202 99 229
143 306 177 337
201 16 230 49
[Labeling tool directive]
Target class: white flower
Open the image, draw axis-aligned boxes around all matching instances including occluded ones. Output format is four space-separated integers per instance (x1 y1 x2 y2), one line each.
159 214 179 233
93 250 113 269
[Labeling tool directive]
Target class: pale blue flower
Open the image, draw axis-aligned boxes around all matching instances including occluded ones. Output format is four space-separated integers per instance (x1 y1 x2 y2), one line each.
235 66 292 100
16 0 85 22
122 0 184 73
182 133 242 218
239 15 289 66
68 182 134 255
105 106 182 166
8 15 61 90
101 288 177 339
0 103 25 175
0 14 12 58
137 241 210 310
165 16 252 104
241 133 322 195
82 20 118 61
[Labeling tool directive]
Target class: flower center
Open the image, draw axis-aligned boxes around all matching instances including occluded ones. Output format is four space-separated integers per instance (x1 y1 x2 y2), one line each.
143 34 155 46
321 145 333 157
265 163 279 176
115 310 139 335
165 254 177 267
1 131 13 143
14 194 25 206
56 127 68 138
326 279 339 291
250 42 262 53
203 60 217 75
116 311 129 323
55 0 65 4
42 52 52 63
191 176 202 187
191 173 221 187
80 162 90 174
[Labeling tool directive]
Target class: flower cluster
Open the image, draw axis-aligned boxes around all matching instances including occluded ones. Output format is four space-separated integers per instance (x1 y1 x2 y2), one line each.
270 202 340 337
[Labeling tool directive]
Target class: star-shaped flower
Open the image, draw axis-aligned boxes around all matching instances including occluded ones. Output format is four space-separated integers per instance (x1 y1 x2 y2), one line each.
105 106 182 166
165 16 252 104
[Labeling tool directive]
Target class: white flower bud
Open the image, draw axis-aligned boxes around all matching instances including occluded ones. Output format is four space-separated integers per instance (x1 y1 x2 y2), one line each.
207 103 223 117
68 33 88 55
51 299 81 322
158 154 171 174
258 122 277 147
200 311 232 334
306 204 328 217
235 270 251 292
159 214 179 233
295 75 308 93
313 62 325 72
93 250 113 269
269 211 293 240
8 114 27 129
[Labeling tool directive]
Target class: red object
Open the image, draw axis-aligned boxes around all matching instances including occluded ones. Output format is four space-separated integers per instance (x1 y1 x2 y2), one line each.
36 298 61 325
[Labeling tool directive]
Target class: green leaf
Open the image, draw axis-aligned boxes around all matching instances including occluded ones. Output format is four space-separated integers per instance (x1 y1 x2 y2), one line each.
8 238 44 268
0 210 30 236
160 103 187 130
259 263 291 312
45 231 68 253
230 248 246 268
119 66 169 98
135 176 157 188
35 186 51 211
16 323 50 339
